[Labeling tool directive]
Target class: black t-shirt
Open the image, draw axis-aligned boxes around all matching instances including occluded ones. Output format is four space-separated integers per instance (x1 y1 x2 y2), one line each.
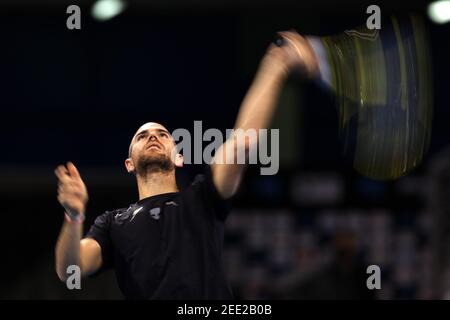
85 167 233 300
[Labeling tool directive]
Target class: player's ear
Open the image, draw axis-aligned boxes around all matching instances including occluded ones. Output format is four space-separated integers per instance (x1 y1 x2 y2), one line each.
174 153 184 168
125 158 136 174
170 145 183 168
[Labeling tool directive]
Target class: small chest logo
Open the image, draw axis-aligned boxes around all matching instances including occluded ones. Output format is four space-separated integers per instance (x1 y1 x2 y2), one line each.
149 207 161 220
130 207 143 221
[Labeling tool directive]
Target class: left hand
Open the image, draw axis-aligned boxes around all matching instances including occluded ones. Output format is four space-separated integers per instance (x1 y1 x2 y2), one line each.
262 30 320 79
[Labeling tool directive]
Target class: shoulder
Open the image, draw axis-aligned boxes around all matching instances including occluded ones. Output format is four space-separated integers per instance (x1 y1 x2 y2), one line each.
185 166 217 196
182 166 232 221
92 207 128 226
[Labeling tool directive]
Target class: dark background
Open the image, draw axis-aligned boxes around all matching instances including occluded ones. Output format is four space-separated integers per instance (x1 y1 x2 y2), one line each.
0 0 449 299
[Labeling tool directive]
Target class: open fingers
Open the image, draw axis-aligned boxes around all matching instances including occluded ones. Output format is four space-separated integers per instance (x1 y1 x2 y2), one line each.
55 163 84 185
55 165 70 182
67 161 81 178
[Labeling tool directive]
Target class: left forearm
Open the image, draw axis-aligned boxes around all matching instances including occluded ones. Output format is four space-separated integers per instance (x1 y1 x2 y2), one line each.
211 32 317 199
234 55 288 132
234 32 319 132
211 54 288 199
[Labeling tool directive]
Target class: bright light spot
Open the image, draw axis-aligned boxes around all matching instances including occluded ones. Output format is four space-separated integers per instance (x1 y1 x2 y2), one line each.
91 0 127 22
428 0 450 24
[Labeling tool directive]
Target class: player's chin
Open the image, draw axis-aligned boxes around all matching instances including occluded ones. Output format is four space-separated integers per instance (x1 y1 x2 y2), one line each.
142 152 170 162
145 147 164 154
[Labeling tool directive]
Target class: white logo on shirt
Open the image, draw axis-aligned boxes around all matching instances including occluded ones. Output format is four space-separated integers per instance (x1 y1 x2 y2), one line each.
165 201 178 207
130 206 143 221
149 207 161 220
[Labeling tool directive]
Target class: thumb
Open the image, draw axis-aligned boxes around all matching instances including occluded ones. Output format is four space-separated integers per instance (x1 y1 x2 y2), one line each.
67 161 81 178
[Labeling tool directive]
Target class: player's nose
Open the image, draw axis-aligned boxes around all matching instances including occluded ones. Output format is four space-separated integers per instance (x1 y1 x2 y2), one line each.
148 133 161 145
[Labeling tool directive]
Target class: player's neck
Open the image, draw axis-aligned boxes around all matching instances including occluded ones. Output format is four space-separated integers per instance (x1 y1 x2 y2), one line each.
136 170 178 200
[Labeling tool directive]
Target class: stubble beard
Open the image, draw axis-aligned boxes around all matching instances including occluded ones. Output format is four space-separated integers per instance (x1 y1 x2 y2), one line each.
135 152 174 176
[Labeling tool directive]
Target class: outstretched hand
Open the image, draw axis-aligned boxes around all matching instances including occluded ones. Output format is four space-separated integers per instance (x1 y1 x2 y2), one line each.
55 162 88 217
262 30 320 79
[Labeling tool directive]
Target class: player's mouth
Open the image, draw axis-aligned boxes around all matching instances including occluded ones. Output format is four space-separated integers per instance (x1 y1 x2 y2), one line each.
146 143 163 151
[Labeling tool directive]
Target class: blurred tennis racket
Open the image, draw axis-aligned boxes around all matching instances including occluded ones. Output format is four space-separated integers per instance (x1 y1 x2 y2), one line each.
282 15 433 180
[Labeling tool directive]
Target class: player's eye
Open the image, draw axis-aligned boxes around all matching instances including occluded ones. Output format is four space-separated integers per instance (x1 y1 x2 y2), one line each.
159 132 169 138
137 134 146 141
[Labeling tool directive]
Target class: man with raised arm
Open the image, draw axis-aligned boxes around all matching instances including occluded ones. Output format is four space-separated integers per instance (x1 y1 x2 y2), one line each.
54 31 318 299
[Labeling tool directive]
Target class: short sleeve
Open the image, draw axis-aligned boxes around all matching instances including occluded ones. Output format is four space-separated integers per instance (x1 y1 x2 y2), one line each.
190 165 233 221
85 211 114 273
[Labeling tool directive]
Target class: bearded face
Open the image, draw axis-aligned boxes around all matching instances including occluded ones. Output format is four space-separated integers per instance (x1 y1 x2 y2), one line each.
126 122 181 176
135 147 175 175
